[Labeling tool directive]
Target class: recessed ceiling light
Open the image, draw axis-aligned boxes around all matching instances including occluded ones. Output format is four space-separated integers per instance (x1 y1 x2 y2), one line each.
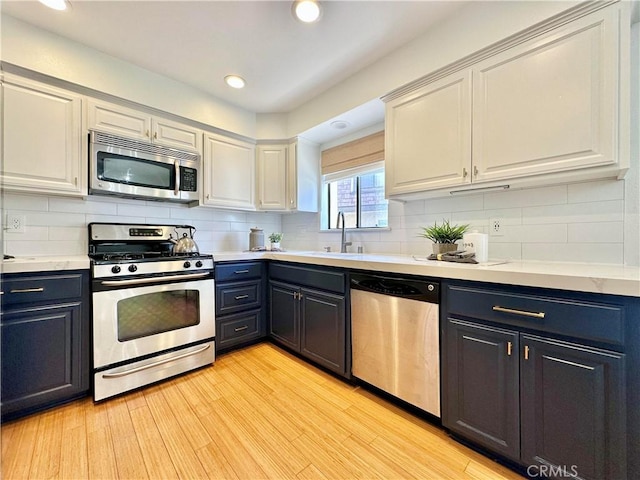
38 0 69 11
224 75 246 89
292 0 322 23
330 120 350 130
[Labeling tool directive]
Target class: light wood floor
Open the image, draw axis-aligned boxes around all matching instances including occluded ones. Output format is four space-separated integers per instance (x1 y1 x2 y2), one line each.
1 343 524 480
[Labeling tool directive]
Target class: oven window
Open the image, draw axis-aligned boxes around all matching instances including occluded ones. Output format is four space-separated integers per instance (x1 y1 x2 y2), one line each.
97 152 174 189
117 290 200 341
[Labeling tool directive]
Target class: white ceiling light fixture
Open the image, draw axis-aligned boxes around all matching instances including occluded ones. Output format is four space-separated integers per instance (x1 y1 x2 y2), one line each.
330 120 350 130
292 0 322 23
38 0 69 11
224 75 246 89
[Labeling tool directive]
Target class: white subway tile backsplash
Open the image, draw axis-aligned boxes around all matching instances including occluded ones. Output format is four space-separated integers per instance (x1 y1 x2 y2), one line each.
489 243 522 261
118 204 172 219
49 226 86 242
568 222 624 243
3 193 49 211
49 197 117 215
484 185 567 209
522 200 624 225
27 212 87 227
424 194 484 214
522 243 623 264
568 180 624 203
5 240 86 256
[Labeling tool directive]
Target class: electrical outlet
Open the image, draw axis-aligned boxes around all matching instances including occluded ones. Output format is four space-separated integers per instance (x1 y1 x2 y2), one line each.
6 214 26 234
490 217 504 237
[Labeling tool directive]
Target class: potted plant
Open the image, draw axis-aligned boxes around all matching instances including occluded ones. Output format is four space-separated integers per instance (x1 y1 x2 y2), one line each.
269 232 283 250
418 219 469 255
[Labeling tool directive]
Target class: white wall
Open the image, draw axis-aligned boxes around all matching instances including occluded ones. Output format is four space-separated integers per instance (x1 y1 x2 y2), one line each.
2 193 281 257
282 178 637 266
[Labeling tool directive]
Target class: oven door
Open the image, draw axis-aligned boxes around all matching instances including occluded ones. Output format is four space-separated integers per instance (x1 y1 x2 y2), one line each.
92 277 215 369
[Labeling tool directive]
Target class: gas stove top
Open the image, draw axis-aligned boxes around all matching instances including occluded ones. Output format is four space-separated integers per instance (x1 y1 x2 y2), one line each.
88 222 213 278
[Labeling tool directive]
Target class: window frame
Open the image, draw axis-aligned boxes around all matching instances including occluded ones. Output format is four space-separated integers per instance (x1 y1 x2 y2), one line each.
320 163 388 231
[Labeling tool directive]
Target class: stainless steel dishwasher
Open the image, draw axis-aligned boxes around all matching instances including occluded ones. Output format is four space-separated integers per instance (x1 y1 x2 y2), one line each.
350 273 440 417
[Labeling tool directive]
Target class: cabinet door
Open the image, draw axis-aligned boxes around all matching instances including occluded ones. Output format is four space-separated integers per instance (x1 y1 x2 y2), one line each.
472 10 618 183
269 281 300 351
1 303 88 419
87 99 152 141
2 77 84 196
444 318 520 461
385 70 472 196
257 144 288 210
300 288 345 375
216 309 264 352
203 133 255 210
152 117 202 153
520 335 626 480
288 139 319 212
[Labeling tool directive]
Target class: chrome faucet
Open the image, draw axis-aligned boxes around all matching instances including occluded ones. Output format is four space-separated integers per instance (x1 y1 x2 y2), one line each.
336 211 352 253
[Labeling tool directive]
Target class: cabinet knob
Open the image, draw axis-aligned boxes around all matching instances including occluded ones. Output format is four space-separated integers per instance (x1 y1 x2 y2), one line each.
154 131 158 139
473 165 479 177
507 341 513 356
524 345 530 360
462 168 468 178
145 130 150 137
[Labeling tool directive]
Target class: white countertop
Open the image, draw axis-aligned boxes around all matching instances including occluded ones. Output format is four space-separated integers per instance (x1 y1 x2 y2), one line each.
215 251 640 298
1 255 90 274
1 252 638 298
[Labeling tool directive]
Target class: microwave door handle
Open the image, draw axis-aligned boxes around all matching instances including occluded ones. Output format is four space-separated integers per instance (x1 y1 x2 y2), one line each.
174 161 180 196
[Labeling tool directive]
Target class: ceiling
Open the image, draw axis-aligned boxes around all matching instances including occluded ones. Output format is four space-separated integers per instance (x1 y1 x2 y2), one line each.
2 0 467 142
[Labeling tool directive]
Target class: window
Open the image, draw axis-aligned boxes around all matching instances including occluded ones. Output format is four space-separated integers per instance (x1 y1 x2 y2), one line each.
323 165 388 230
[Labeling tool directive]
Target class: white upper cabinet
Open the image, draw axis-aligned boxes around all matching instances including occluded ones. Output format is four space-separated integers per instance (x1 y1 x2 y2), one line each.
202 133 255 210
288 138 319 213
385 71 471 196
471 8 617 183
384 3 627 199
2 75 85 196
257 144 288 210
256 138 319 212
87 99 202 153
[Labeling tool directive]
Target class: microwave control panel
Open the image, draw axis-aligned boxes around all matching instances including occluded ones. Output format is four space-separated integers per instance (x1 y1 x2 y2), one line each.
180 167 198 192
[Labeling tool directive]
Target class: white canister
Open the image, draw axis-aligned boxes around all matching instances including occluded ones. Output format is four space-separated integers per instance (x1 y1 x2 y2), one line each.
462 230 489 263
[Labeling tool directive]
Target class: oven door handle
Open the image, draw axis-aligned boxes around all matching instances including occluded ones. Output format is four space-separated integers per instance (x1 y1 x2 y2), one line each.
100 272 210 287
101 344 211 379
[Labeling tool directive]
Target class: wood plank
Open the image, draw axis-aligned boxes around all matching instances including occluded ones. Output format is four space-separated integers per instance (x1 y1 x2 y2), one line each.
195 443 240 480
1 414 39 480
106 397 149 479
87 427 118 480
296 463 329 480
129 405 179 480
143 388 209 479
58 425 89 480
160 379 212 450
29 408 64 479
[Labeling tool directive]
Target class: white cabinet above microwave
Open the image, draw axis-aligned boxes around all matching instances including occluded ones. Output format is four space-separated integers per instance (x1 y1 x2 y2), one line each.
87 99 202 153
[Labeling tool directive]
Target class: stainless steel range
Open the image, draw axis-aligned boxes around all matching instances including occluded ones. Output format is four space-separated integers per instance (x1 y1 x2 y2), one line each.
88 223 215 401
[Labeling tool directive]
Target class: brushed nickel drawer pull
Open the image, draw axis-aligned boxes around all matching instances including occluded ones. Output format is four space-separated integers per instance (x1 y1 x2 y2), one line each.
524 345 530 360
492 306 545 319
10 287 45 294
234 326 249 332
507 341 513 356
234 270 250 274
235 294 249 300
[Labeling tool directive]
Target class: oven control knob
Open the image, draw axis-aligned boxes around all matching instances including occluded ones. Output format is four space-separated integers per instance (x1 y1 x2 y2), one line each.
128 264 138 273
111 265 121 274
195 261 203 268
183 261 191 269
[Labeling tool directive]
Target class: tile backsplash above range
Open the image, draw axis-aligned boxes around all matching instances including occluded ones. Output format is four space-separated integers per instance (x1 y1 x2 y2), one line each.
2 193 282 257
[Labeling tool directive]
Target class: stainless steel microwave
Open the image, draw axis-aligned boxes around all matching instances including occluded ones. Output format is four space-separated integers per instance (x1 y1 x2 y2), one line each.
89 130 200 203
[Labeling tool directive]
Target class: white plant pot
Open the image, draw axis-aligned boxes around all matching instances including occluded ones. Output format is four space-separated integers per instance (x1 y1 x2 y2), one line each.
271 242 281 250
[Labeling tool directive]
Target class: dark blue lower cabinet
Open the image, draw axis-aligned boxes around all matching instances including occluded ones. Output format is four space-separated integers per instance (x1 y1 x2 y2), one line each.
1 302 88 419
520 334 626 480
1 270 90 421
444 317 627 479
269 275 347 377
445 319 520 462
